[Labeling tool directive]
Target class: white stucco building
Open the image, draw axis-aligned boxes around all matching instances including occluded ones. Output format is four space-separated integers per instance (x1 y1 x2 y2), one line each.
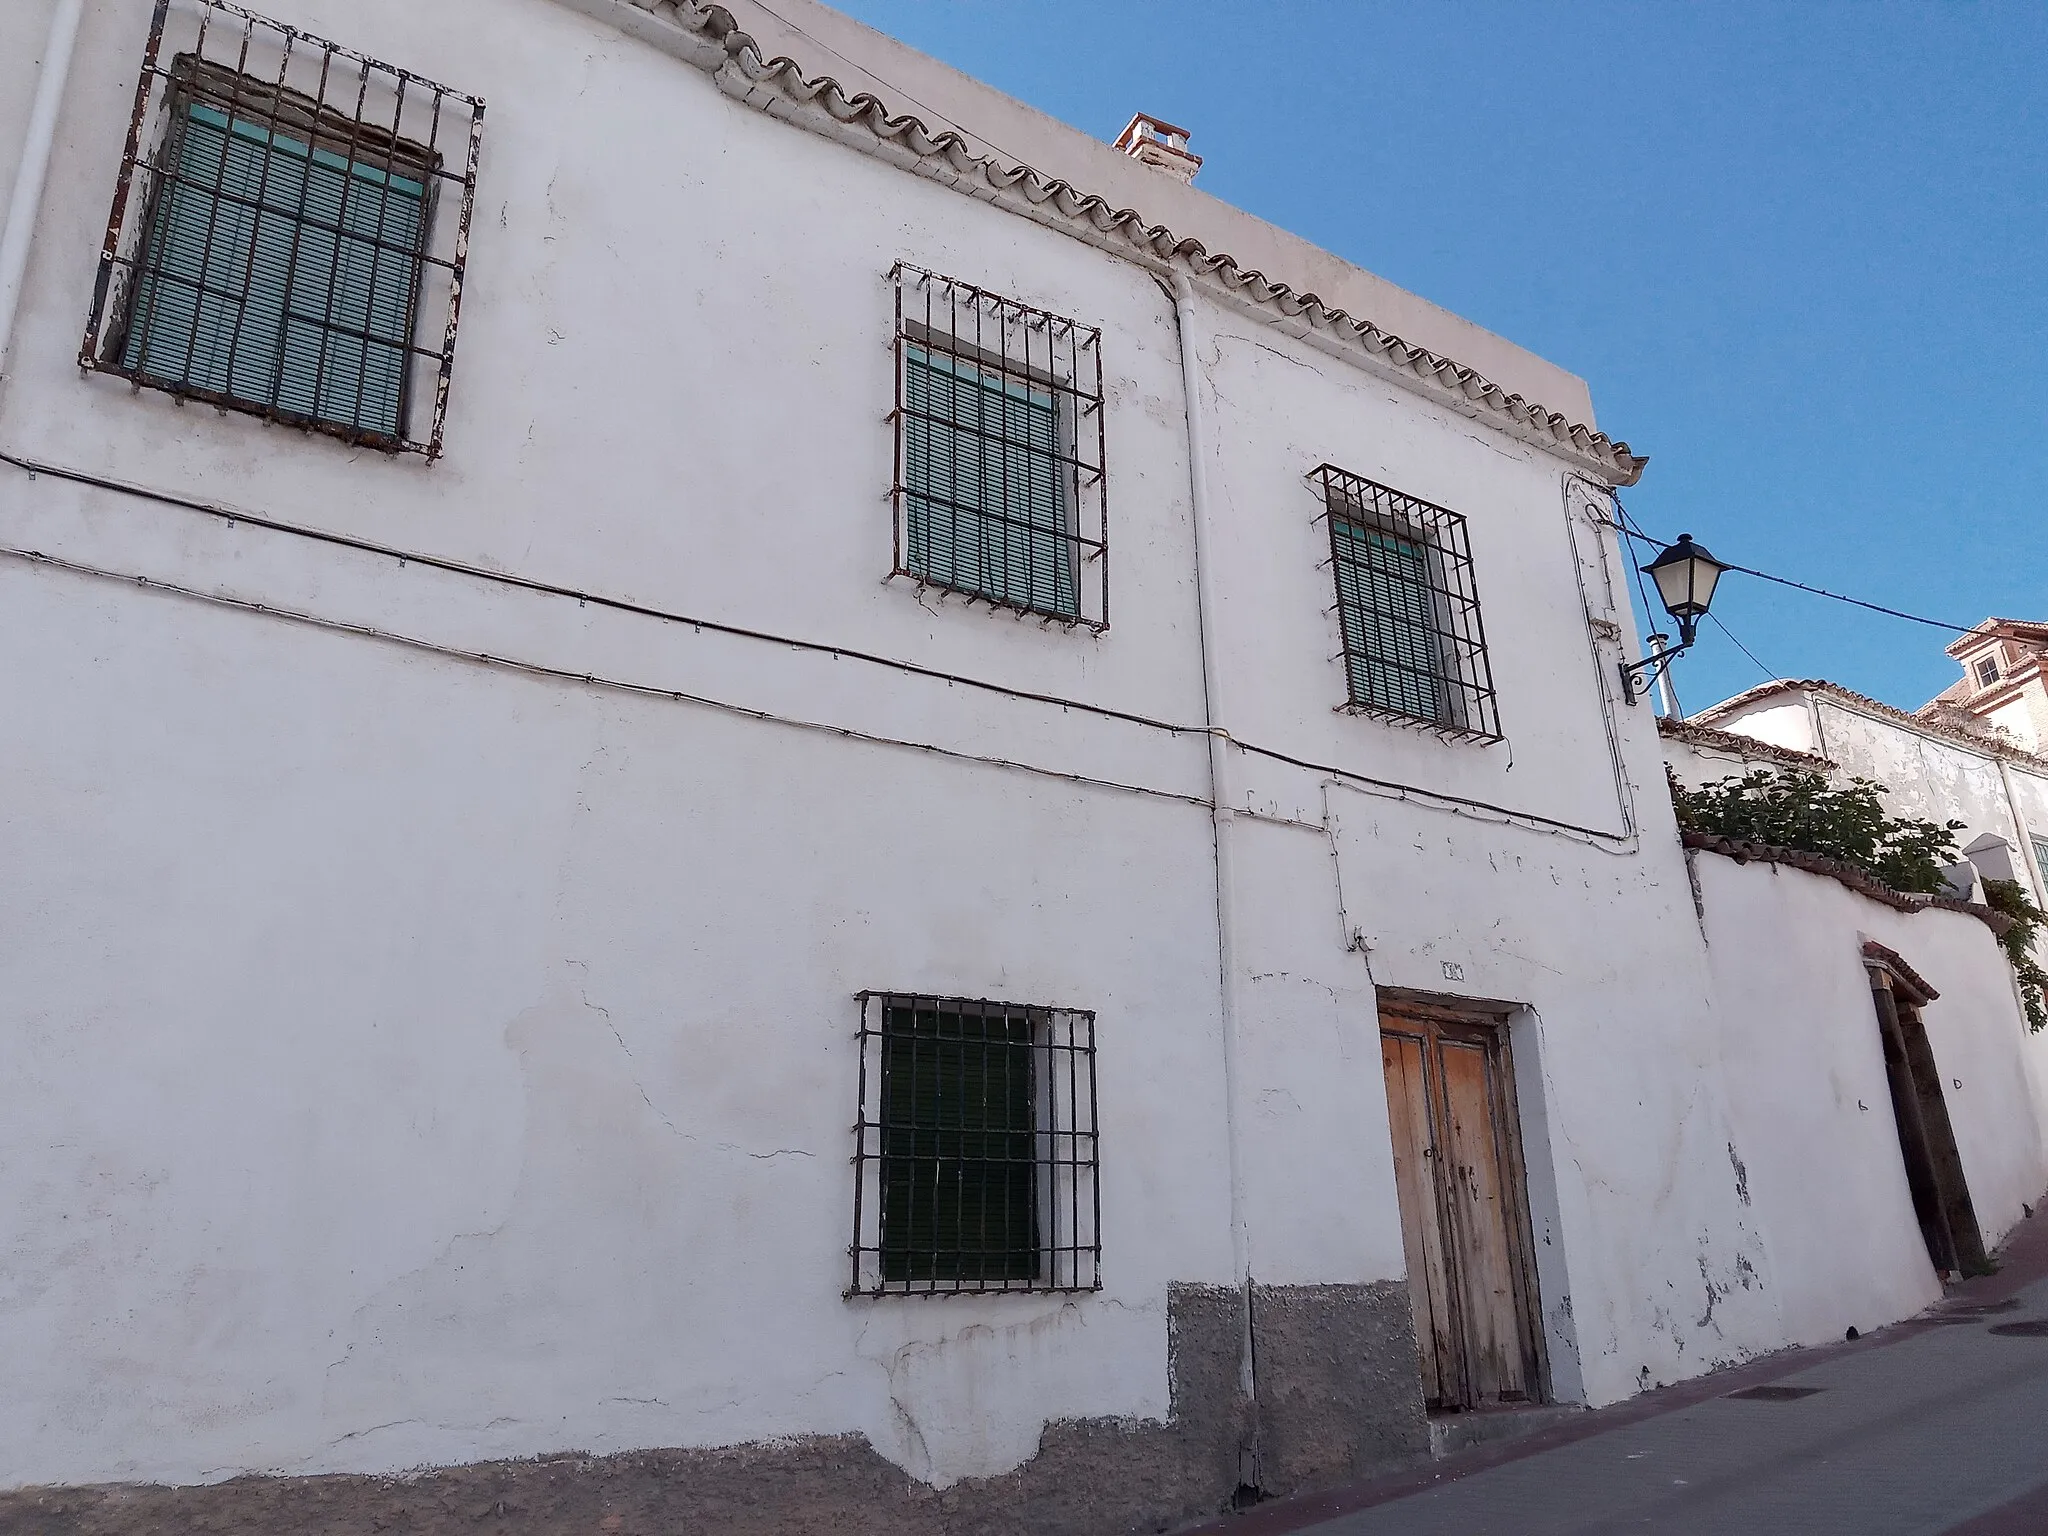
4 1 2042 1530
1687 671 2048 913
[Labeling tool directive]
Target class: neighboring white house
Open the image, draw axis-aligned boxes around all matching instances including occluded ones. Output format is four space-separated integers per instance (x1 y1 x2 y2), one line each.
2 1 2041 1531
1688 674 2048 913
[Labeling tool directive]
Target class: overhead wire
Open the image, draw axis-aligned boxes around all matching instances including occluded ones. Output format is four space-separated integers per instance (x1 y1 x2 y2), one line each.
0 542 1216 812
1 444 1643 848
1707 611 1780 683
1608 504 1978 637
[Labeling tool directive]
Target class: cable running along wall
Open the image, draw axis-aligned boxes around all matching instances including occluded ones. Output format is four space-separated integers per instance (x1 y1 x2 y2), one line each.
79 0 483 458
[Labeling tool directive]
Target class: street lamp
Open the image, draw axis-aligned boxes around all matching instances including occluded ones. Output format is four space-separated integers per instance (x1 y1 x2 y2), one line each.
1621 534 1727 706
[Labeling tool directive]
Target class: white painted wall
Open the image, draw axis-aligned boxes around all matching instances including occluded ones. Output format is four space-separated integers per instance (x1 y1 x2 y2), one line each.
2 0 2038 1501
6 0 1231 1492
1695 852 2046 1344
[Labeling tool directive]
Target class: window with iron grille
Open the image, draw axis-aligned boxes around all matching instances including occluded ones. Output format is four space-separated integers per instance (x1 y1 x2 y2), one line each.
891 265 1108 628
1315 464 1501 743
81 1 484 458
849 993 1100 1296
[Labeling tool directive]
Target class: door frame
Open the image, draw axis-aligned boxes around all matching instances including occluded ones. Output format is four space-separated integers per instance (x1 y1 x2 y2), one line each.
1378 989 1549 1410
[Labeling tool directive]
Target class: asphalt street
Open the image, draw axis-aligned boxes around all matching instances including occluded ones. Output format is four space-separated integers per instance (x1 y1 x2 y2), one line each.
1191 1210 2048 1536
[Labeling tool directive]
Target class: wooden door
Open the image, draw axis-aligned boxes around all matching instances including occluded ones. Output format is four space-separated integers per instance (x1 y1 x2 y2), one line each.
1379 1000 1543 1410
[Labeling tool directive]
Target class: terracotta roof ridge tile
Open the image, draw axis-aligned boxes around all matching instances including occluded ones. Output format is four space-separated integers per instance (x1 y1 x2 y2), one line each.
1679 829 2013 936
1862 939 1940 1005
1691 679 2048 771
1656 715 1833 769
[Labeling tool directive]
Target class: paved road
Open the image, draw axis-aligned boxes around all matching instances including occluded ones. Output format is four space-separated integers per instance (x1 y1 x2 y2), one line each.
1199 1213 2048 1536
1305 1288 2048 1534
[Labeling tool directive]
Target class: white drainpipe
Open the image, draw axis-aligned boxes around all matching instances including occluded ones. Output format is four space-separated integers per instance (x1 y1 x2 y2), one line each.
1996 758 2048 914
1168 271 1259 1482
0 0 85 381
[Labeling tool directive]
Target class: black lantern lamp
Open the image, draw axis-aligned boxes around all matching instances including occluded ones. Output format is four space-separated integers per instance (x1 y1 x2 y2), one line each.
1621 534 1728 704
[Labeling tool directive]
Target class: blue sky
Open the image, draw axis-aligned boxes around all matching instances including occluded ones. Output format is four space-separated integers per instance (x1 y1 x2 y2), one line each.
821 0 2046 715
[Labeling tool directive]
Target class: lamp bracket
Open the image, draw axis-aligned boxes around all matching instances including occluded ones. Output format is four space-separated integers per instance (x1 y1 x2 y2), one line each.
1619 639 1692 706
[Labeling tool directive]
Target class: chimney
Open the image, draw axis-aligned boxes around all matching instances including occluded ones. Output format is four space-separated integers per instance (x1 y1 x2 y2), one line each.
1113 113 1201 184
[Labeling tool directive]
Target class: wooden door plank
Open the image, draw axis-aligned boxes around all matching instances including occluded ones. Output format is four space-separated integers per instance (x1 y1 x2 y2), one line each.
1381 1029 1455 1408
1437 1040 1529 1404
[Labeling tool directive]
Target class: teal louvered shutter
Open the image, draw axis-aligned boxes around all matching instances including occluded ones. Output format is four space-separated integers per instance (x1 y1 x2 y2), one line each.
122 101 425 441
1333 516 1448 723
879 1005 1039 1284
903 347 1078 618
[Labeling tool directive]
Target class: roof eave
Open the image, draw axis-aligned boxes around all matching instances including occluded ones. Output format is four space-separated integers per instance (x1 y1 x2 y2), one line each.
554 0 1647 486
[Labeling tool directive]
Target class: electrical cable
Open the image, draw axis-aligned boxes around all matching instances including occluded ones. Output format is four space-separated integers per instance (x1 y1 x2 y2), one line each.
0 445 1202 740
1707 611 1779 683
1608 508 1978 637
1613 501 1666 647
1 443 1641 847
0 542 1217 812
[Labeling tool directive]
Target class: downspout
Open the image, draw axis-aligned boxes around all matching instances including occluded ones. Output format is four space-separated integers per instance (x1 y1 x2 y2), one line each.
1995 758 2048 913
1167 270 1259 1491
0 0 84 381
1803 687 1831 762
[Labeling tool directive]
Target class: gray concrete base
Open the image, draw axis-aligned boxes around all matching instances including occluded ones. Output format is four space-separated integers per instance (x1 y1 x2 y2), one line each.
0 1281 1430 1536
1251 1281 1431 1490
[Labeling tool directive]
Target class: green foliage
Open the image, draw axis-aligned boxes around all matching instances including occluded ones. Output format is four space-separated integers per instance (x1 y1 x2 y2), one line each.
1670 768 1964 897
1983 878 2048 1034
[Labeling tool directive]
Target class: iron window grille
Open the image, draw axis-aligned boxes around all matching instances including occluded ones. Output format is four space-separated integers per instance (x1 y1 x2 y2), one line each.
890 264 1108 629
1315 463 1502 743
849 992 1100 1296
80 0 484 458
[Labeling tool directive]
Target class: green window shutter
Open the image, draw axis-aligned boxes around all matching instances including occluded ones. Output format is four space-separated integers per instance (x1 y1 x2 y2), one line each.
879 1004 1039 1284
122 100 424 442
903 347 1078 618
1333 517 1446 722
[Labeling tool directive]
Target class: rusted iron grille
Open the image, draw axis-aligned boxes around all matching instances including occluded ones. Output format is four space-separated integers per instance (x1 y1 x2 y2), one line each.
850 993 1100 1296
890 264 1108 629
1315 464 1502 743
80 0 484 458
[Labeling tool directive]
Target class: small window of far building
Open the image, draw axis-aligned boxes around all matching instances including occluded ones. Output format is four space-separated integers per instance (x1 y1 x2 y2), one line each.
2032 835 2048 886
1976 656 2002 688
80 2 484 458
891 265 1108 628
849 993 1100 1296
1315 464 1502 743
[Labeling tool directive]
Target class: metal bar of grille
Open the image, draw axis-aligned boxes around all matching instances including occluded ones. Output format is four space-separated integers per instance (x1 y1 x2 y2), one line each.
888 264 1110 630
848 991 1101 1297
81 0 484 459
1314 463 1503 744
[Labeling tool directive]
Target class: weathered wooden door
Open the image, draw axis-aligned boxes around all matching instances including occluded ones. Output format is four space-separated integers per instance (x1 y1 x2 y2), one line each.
1380 999 1544 1411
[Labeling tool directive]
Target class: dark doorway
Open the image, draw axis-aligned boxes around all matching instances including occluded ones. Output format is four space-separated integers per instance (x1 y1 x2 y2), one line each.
1867 950 1989 1278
